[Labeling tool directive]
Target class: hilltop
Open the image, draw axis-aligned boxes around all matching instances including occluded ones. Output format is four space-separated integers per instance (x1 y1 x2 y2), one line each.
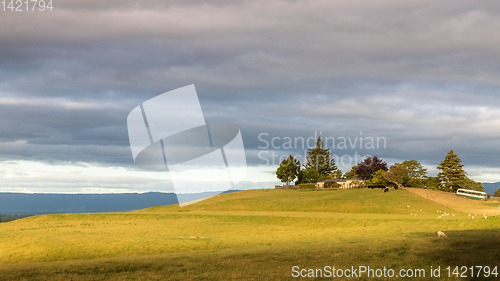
138 188 462 215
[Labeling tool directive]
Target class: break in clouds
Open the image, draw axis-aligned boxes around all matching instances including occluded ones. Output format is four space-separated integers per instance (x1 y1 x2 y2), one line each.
1 0 500 191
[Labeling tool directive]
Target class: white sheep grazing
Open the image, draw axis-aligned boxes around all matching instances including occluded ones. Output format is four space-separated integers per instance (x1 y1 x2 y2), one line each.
468 214 471 216
420 209 422 212
484 216 487 219
407 205 410 208
437 231 447 237
471 216 474 219
451 214 455 216
437 216 442 219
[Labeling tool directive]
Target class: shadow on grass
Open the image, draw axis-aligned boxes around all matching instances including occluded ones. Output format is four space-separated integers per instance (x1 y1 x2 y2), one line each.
0 229 499 280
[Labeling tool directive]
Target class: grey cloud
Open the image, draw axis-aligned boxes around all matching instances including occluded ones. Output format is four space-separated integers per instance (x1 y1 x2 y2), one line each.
1 0 500 180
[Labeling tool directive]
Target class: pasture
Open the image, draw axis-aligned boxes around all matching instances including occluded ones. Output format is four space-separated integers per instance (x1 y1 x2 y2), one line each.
0 188 498 280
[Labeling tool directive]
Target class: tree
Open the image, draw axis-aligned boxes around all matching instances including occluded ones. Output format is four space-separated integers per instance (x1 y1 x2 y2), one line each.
383 163 409 189
302 137 337 183
295 170 305 185
342 165 359 179
401 160 427 179
328 169 343 179
423 176 441 190
299 168 321 184
276 155 300 188
355 156 388 180
437 149 466 192
494 188 500 197
457 178 484 191
384 160 428 188
368 169 390 187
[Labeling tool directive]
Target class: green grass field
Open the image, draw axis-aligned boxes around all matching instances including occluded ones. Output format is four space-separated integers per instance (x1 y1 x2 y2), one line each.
0 188 498 280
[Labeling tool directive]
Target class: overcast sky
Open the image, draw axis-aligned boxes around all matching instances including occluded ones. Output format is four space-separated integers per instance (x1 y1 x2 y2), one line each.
1 0 500 193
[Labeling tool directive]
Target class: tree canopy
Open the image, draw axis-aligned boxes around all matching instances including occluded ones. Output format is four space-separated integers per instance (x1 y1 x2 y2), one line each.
494 188 500 197
368 169 390 187
276 155 300 188
401 160 427 179
381 160 427 188
437 149 467 192
302 137 337 183
328 169 343 179
355 156 388 180
457 178 484 192
383 163 408 189
342 165 359 179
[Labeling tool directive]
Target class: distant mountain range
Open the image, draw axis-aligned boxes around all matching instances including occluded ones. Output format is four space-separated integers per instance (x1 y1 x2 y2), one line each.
0 192 178 215
0 190 241 216
482 182 499 196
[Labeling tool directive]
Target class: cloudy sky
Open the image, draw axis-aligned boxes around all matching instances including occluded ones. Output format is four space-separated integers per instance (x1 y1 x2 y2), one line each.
1 0 500 193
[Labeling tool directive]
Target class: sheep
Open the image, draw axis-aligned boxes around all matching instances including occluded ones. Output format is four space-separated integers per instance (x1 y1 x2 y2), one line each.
451 214 455 216
437 216 442 219
407 205 410 208
437 231 447 237
420 209 422 212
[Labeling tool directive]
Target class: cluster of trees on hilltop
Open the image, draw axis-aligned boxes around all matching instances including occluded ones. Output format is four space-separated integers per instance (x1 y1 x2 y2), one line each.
276 137 484 192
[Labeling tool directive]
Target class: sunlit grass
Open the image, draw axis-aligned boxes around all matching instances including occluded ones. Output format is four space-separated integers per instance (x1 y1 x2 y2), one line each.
0 188 498 280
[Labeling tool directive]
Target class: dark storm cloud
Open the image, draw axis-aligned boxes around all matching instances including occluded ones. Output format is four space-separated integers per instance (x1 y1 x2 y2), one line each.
1 0 500 176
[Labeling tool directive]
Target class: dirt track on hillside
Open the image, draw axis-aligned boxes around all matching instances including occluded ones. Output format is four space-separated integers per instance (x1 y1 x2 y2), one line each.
405 188 499 217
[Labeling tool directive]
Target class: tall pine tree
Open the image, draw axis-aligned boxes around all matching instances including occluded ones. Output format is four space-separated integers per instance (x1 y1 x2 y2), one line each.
437 149 466 192
303 137 337 183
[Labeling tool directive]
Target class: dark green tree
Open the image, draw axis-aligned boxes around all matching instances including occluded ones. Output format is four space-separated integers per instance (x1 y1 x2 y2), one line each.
299 169 321 184
302 137 337 183
328 169 343 179
342 165 359 179
457 178 484 191
437 149 467 192
423 176 441 190
276 155 300 188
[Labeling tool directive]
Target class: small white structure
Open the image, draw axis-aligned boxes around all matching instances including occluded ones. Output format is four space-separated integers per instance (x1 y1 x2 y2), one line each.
316 178 364 189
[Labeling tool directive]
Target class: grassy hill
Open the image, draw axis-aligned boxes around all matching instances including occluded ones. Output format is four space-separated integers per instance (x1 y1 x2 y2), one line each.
0 188 498 280
138 188 490 214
